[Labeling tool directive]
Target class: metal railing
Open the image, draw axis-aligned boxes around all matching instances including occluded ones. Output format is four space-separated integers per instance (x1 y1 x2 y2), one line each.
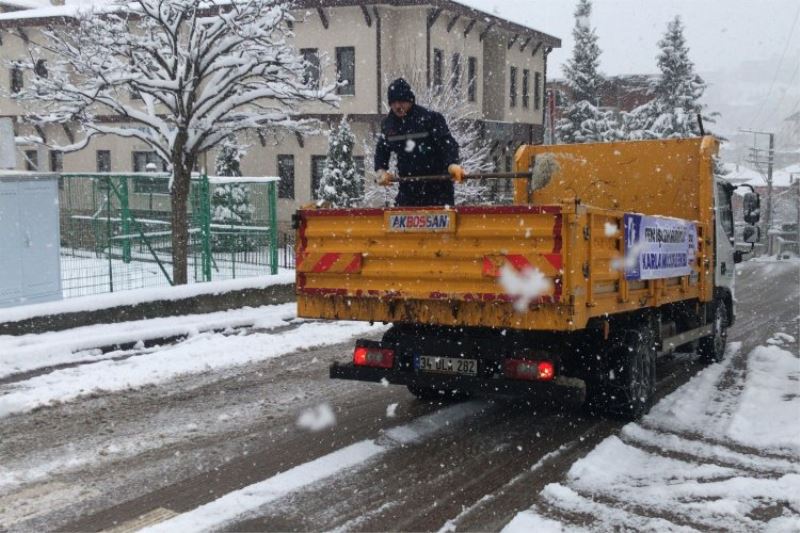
59 173 279 298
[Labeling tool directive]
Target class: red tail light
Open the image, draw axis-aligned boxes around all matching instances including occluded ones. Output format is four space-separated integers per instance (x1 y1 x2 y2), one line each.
537 361 555 381
353 346 395 369
504 358 555 381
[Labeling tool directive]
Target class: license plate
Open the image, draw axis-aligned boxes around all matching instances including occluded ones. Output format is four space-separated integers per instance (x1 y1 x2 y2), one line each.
416 355 477 376
385 211 456 233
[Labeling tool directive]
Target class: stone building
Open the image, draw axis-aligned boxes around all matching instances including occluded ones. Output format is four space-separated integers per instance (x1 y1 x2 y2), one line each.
0 0 560 229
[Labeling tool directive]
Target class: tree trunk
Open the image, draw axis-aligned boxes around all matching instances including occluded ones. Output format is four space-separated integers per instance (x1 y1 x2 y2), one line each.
170 165 191 285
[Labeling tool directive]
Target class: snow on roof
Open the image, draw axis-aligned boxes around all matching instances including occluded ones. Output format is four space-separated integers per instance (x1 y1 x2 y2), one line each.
0 0 51 9
0 2 78 20
723 162 795 188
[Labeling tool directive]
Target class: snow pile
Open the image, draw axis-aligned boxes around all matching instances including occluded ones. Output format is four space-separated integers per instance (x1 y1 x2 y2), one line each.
296 403 336 432
0 272 294 324
0 304 296 379
0 318 386 419
498 265 553 312
505 338 800 531
531 153 558 191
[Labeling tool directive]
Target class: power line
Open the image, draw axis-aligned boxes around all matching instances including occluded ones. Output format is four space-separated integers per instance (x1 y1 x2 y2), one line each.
748 4 800 128
758 51 800 128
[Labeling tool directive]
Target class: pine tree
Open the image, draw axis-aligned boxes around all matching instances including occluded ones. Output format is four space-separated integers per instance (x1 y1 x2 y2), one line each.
625 16 712 139
212 136 252 251
556 0 619 144
317 117 363 208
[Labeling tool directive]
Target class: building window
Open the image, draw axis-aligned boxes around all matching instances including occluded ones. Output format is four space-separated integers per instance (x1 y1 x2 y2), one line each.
34 59 47 78
277 154 295 199
96 150 111 172
336 47 355 95
301 48 320 89
509 66 518 108
451 52 461 90
522 69 530 109
311 155 326 199
10 64 23 93
433 48 443 90
49 150 63 172
354 156 365 179
534 72 542 111
24 150 38 171
467 56 477 102
132 151 168 193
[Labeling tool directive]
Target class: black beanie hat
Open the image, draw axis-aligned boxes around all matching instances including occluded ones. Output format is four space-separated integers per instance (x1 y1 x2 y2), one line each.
388 78 415 104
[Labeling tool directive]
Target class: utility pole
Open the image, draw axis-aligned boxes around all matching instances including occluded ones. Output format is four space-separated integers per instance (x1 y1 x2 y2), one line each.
741 129 775 255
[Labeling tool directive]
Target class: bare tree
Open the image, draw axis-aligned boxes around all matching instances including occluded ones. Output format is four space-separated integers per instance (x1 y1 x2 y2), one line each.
12 0 336 284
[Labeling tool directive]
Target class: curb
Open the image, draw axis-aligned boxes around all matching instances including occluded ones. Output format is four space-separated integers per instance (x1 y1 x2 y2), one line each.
0 283 296 336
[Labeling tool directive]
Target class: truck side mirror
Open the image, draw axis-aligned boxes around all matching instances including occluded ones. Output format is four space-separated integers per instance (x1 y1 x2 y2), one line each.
743 225 760 244
743 192 760 225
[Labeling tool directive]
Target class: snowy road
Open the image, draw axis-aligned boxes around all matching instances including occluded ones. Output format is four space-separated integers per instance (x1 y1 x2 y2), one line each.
0 261 797 532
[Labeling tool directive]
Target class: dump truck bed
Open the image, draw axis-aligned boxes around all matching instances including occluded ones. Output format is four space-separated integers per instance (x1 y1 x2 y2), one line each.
296 137 717 331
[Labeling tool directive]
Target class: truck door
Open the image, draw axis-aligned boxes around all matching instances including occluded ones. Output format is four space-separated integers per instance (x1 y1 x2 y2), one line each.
715 181 736 291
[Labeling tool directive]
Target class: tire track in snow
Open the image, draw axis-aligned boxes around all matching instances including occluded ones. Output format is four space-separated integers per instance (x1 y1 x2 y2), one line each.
132 402 489 533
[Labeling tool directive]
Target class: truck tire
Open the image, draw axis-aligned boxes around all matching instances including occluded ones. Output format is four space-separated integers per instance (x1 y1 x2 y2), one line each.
600 325 657 420
698 301 728 364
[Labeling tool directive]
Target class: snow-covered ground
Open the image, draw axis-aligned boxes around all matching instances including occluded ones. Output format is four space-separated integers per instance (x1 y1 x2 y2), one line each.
60 249 285 299
0 260 797 531
505 333 800 532
0 271 293 323
0 304 384 419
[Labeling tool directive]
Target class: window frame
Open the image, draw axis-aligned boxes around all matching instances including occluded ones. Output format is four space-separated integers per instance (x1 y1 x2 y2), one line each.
10 63 23 94
522 69 530 109
277 154 295 199
300 48 320 89
335 46 355 96
509 66 518 108
311 155 327 200
451 52 461 90
49 150 63 172
433 48 444 90
132 151 169 194
24 149 38 171
534 71 542 111
467 56 477 102
96 150 111 173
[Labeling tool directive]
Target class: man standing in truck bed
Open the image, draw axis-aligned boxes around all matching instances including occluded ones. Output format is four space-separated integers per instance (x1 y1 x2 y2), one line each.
375 78 465 206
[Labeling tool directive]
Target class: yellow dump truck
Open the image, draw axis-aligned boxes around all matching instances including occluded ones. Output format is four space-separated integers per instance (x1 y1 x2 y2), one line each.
295 137 761 419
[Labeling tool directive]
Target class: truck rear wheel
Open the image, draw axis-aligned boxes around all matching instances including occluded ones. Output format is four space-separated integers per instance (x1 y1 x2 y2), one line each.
590 325 657 420
698 301 728 364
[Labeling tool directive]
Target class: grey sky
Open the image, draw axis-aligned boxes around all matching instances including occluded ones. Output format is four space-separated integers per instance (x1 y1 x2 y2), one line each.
463 0 800 135
464 0 799 78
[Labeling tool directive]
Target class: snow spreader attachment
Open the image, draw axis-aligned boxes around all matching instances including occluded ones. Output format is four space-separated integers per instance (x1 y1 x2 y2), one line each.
298 137 751 419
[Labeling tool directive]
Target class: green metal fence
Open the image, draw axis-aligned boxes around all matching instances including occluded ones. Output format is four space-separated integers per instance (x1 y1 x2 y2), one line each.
59 173 279 298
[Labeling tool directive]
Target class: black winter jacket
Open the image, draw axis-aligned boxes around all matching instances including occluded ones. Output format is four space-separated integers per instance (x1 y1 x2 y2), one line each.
374 104 460 206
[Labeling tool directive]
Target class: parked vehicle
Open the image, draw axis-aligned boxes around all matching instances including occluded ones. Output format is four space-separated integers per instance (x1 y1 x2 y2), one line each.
294 137 760 419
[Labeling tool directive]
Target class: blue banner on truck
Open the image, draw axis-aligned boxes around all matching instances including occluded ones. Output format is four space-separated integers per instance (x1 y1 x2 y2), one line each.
624 214 698 281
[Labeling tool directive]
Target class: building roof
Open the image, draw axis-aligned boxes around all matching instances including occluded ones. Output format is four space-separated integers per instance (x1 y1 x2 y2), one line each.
0 0 561 47
0 0 50 9
724 162 796 189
